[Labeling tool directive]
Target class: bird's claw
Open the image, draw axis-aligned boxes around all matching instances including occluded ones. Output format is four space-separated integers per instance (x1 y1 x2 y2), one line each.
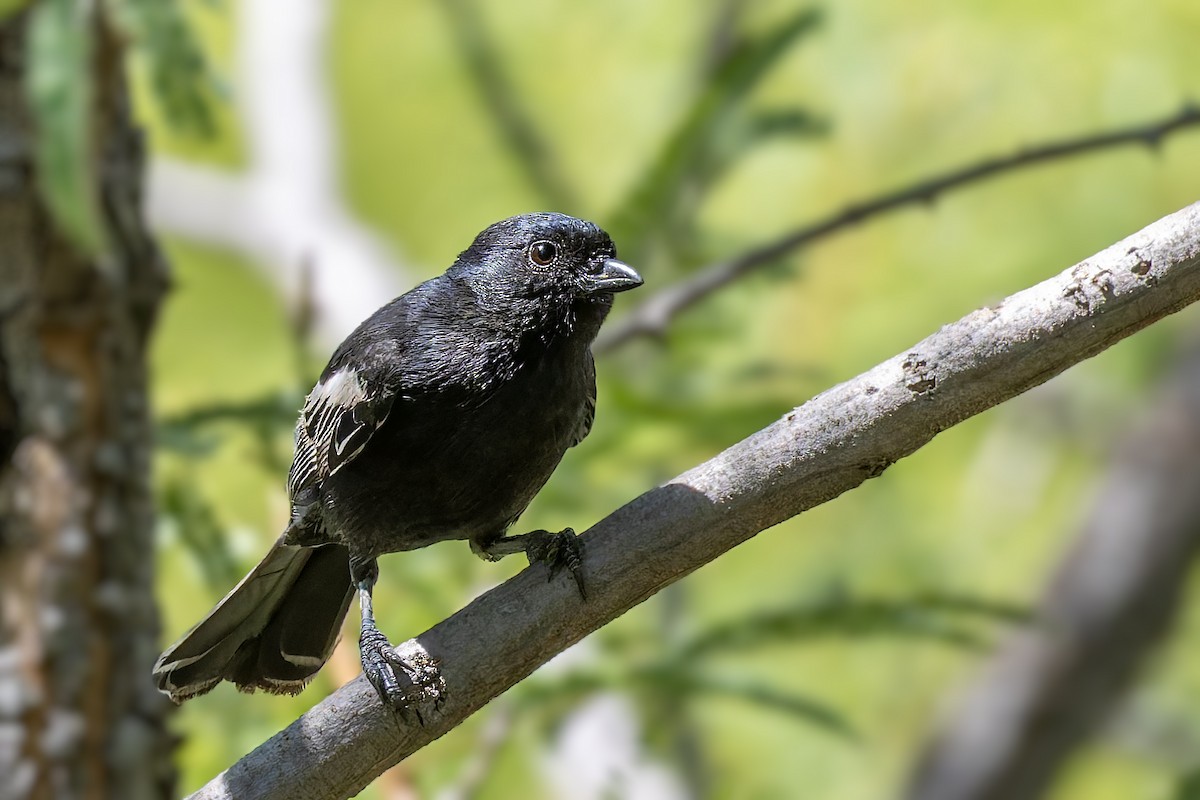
359 628 445 723
525 527 587 600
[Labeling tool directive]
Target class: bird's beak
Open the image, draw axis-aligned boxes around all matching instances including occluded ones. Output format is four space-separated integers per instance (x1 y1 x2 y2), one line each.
585 258 643 294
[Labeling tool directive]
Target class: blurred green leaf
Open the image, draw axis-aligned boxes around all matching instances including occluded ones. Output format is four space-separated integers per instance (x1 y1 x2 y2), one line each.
157 390 303 438
679 590 1029 659
741 107 828 146
106 0 216 136
1176 769 1200 800
645 670 860 742
161 478 243 588
0 0 30 22
26 0 106 254
915 591 1031 624
609 7 822 259
155 423 222 459
523 666 858 742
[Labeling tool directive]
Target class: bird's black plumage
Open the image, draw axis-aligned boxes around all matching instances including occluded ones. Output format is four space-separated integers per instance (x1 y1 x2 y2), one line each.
153 213 642 710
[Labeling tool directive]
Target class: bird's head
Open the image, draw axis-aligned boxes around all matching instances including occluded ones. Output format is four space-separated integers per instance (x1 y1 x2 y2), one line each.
450 213 642 337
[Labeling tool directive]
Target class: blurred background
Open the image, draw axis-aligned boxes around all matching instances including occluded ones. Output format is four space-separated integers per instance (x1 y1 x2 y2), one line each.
4 0 1200 798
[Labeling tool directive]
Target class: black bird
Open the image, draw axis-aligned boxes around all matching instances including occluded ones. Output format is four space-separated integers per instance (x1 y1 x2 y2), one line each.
153 213 642 710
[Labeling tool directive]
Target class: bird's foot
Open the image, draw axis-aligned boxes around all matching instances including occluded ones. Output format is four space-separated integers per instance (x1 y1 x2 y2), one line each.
524 528 586 600
359 627 445 723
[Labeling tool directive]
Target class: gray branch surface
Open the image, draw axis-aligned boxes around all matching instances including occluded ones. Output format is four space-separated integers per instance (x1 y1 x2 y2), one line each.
189 201 1200 800
903 343 1200 800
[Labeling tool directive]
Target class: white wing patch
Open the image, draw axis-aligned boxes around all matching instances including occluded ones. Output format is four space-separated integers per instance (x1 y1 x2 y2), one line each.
315 368 369 410
287 368 393 503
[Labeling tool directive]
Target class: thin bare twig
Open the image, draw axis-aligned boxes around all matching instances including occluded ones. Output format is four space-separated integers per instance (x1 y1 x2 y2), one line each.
186 202 1200 800
596 104 1200 353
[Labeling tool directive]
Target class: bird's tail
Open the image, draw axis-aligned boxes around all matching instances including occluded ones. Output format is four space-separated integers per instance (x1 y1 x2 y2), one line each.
153 538 355 702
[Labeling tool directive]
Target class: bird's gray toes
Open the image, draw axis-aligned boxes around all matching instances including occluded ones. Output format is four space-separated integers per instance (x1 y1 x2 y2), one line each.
525 528 586 600
360 630 445 722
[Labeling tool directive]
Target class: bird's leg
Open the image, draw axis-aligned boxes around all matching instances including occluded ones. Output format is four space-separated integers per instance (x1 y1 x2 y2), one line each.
351 556 444 719
471 528 587 599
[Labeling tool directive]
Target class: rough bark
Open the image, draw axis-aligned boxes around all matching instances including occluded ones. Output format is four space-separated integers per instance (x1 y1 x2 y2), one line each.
903 344 1200 800
0 12 173 800
189 201 1200 800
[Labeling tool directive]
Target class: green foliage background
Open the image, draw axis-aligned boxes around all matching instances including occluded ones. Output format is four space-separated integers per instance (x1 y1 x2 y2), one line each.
126 0 1200 797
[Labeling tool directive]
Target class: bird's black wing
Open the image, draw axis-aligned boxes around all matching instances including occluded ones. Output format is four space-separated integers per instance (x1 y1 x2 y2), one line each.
287 366 397 504
571 353 596 447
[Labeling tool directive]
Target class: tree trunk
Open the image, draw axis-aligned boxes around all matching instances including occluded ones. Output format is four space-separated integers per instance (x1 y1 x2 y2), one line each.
0 11 173 800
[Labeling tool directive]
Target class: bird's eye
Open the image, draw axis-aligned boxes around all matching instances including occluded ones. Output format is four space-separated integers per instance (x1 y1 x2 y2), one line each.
529 241 557 266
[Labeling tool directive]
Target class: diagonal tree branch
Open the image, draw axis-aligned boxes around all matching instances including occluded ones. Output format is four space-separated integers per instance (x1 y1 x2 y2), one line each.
188 201 1200 800
596 104 1200 353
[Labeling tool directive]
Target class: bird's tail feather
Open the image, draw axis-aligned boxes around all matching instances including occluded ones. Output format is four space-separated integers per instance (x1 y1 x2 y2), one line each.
153 538 355 702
